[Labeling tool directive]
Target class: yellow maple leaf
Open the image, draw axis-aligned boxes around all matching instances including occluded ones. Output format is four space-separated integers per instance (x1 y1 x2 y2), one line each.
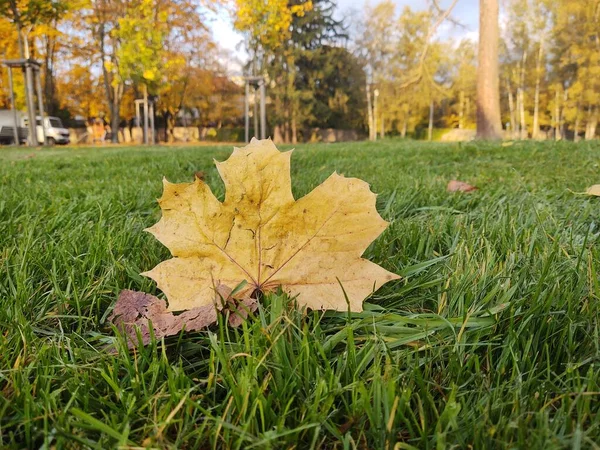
142 139 399 312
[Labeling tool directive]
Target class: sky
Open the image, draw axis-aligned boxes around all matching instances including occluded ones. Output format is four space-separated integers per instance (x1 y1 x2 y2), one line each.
208 0 480 74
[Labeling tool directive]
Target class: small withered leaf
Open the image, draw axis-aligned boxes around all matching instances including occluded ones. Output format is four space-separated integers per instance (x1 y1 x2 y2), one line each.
447 180 478 193
109 287 257 347
109 290 217 346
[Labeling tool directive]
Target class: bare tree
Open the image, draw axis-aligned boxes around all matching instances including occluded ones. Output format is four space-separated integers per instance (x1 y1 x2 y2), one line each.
476 0 503 139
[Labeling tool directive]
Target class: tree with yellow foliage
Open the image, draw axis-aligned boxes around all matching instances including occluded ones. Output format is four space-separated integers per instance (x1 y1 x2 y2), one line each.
234 0 313 143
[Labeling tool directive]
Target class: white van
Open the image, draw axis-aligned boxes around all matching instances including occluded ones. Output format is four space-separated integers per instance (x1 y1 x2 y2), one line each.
0 110 71 145
30 116 71 145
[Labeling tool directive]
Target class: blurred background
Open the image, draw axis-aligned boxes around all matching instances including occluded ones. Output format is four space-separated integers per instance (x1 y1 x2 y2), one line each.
0 0 597 145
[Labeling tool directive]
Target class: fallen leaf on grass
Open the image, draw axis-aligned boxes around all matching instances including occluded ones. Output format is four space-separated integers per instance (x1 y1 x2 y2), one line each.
143 138 399 313
193 171 206 181
585 185 600 196
447 180 478 193
109 286 257 346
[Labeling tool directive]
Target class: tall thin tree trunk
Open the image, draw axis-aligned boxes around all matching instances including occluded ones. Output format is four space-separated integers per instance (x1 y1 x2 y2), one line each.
366 79 374 141
587 106 598 140
43 30 58 115
373 90 378 141
9 1 25 58
562 89 568 139
428 100 434 141
586 104 592 140
574 101 581 142
111 83 122 144
291 114 297 144
554 88 560 141
99 25 121 144
476 0 502 140
274 93 282 143
143 84 149 145
518 88 525 138
519 51 527 139
283 54 297 144
459 90 465 129
466 97 471 124
532 41 543 139
506 77 516 137
283 110 290 143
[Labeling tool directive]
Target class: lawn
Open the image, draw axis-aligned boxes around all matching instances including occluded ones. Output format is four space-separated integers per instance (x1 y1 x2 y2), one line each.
1 140 599 449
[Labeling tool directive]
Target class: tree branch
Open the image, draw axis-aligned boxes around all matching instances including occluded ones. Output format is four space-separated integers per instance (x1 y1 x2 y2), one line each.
396 0 459 90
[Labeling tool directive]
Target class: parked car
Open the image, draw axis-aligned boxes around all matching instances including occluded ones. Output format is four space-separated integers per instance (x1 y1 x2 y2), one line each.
0 110 28 145
26 116 71 145
0 110 71 145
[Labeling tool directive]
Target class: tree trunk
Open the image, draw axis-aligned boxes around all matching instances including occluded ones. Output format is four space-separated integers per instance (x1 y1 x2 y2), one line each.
561 89 568 139
366 79 374 141
428 100 434 141
585 104 592 140
273 125 283 143
519 51 527 139
373 90 378 141
574 101 581 142
514 74 521 137
402 113 408 138
284 118 290 143
587 106 598 140
111 83 122 144
532 41 543 139
466 97 471 124
43 25 59 115
165 110 175 143
291 114 297 144
99 25 121 144
517 87 525 138
143 84 149 145
506 77 516 137
476 0 502 140
459 90 465 129
290 59 297 144
554 88 560 141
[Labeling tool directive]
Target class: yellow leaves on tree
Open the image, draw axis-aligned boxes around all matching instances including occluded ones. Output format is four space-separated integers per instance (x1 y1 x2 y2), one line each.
115 0 168 88
143 139 399 313
234 0 313 49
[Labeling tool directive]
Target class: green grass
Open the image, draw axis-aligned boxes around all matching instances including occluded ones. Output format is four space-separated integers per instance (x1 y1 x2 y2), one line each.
1 140 599 449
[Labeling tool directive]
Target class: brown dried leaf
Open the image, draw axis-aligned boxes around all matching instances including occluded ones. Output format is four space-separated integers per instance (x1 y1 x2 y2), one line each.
109 287 257 346
447 180 478 193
